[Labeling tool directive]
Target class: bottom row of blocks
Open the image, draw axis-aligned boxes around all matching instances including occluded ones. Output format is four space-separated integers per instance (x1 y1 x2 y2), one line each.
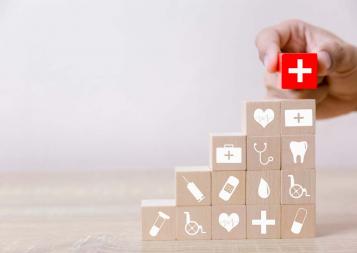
142 199 315 240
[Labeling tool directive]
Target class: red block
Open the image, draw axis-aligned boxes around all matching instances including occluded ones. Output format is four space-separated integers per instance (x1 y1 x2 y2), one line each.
279 53 318 90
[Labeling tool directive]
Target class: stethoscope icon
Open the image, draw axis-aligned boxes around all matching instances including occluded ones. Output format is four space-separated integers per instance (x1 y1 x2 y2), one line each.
253 142 274 166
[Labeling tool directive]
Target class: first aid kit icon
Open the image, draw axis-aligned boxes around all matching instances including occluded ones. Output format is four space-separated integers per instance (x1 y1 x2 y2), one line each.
216 144 242 164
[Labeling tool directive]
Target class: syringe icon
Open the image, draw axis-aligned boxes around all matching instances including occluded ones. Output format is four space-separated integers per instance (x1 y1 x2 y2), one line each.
182 176 205 202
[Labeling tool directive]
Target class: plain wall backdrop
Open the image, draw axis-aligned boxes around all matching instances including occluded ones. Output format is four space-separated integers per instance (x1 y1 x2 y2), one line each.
0 0 356 170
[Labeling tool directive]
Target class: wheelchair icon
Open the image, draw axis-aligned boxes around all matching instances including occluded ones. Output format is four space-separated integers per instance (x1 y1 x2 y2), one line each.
184 212 206 236
288 175 310 199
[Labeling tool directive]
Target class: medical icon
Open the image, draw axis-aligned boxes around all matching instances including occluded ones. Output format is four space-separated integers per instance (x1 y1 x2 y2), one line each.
251 210 276 234
254 108 275 128
288 59 312 83
219 212 240 232
253 142 274 166
280 53 318 89
182 176 205 202
291 208 308 234
258 178 270 199
290 141 308 164
216 144 242 164
149 211 171 237
219 176 239 201
184 211 206 236
285 109 313 127
288 175 310 199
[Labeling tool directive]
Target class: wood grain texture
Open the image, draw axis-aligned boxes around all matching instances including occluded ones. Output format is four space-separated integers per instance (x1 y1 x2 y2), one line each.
0 169 357 252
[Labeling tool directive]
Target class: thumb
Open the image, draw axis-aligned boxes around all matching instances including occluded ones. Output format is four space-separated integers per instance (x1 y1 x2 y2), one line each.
317 41 355 75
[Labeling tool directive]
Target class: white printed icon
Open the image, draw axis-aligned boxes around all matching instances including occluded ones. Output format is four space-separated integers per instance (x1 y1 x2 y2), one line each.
216 144 242 164
291 208 308 234
288 59 312 83
219 176 239 201
184 211 206 236
258 178 270 199
253 142 274 166
285 109 313 127
254 108 275 128
219 212 240 232
182 176 205 203
290 141 308 164
252 210 276 234
149 211 170 237
288 175 310 199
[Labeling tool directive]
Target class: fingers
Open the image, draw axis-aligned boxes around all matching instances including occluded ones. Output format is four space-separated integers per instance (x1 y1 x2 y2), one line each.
255 19 306 73
317 51 332 76
255 28 281 72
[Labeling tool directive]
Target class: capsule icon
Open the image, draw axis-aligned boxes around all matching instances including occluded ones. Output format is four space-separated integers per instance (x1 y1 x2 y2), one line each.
290 208 308 234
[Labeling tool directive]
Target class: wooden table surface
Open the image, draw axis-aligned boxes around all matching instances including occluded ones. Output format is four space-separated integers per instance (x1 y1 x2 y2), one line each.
0 168 356 253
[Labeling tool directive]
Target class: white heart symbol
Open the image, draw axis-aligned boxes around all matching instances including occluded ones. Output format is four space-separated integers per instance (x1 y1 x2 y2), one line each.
254 108 275 128
218 213 239 232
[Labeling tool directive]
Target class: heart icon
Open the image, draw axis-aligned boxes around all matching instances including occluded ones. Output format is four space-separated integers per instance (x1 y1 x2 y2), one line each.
254 108 275 128
218 213 240 232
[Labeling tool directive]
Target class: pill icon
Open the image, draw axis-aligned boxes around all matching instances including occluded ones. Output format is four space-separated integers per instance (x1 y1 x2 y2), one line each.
290 208 308 234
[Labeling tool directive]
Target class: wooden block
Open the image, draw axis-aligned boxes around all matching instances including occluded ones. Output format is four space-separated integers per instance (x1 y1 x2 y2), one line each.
281 169 315 204
246 205 281 239
141 199 176 241
281 135 315 170
247 136 281 170
212 205 246 240
279 53 318 90
281 205 316 238
210 133 246 171
176 166 211 206
281 99 316 135
246 170 280 205
176 206 211 240
212 171 245 205
242 100 281 136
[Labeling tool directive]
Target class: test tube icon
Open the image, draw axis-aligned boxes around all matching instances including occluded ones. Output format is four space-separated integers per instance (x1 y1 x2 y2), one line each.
290 208 308 234
149 211 171 237
182 176 205 202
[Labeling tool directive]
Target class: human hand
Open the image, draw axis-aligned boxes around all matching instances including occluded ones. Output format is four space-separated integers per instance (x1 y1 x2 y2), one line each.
255 19 357 119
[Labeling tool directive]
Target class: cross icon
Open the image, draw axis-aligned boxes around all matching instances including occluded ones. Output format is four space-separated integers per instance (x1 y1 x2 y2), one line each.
251 210 276 234
293 112 304 123
224 150 234 160
288 59 312 83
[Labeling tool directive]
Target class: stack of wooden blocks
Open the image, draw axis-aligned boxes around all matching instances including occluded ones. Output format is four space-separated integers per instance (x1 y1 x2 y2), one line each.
142 99 316 240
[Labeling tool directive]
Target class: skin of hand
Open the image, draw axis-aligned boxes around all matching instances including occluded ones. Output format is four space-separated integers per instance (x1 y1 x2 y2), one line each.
255 19 357 119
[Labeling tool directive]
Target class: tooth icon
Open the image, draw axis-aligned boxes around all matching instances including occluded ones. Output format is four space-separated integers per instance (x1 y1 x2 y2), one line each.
289 141 308 164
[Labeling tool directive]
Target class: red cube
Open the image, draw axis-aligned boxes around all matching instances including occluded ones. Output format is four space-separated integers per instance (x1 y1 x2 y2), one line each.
279 53 318 90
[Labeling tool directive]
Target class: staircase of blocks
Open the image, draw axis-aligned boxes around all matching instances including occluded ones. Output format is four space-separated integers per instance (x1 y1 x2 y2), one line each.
141 99 316 240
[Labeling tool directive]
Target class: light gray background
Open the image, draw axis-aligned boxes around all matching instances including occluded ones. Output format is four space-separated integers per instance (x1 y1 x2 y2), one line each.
0 0 356 170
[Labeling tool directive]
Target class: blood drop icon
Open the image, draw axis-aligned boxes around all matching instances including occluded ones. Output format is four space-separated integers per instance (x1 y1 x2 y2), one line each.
258 178 270 199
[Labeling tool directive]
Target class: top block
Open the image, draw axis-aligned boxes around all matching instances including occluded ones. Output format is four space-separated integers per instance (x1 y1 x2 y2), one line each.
281 99 316 135
279 53 318 90
242 100 281 136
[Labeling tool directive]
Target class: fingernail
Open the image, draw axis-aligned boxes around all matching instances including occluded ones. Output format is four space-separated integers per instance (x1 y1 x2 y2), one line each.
263 54 271 69
317 51 332 70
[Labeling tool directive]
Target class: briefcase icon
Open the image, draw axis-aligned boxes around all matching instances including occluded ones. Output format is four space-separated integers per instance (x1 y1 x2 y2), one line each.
216 144 242 164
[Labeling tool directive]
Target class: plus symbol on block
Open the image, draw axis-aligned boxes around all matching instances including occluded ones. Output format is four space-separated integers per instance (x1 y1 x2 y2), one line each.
294 112 304 123
280 53 318 90
288 59 312 83
224 150 234 160
252 210 276 234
